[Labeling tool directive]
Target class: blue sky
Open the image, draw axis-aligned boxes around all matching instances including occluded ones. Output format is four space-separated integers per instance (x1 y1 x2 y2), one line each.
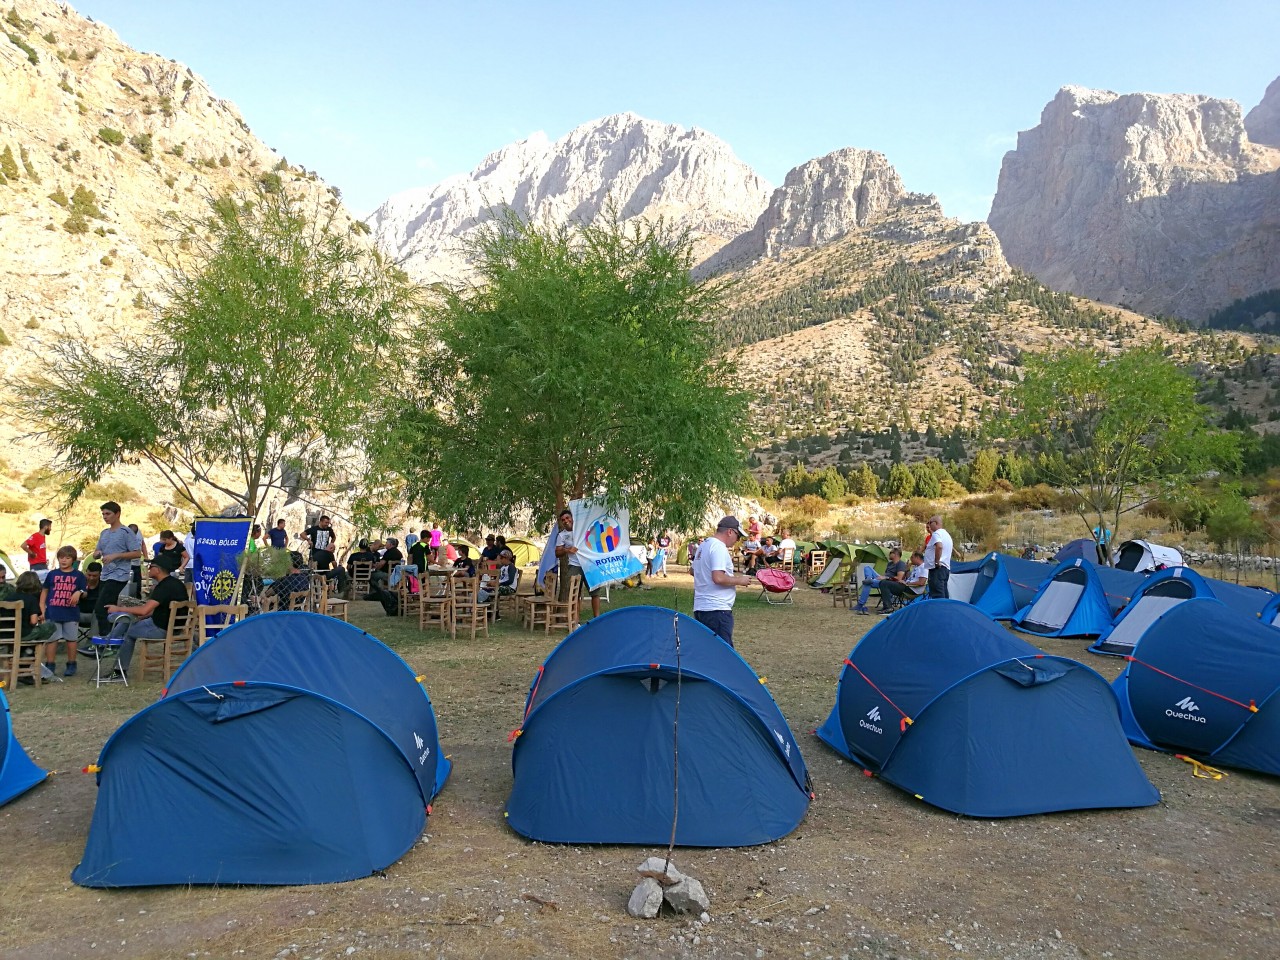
74 1 1280 222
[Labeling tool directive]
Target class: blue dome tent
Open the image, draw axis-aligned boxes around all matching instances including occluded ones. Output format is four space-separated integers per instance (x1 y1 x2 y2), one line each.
73 613 450 888
1092 567 1276 657
506 606 811 846
817 601 1159 817
1260 594 1280 629
1013 559 1146 638
1055 538 1102 564
1 684 48 806
949 552 1051 619
1113 599 1280 777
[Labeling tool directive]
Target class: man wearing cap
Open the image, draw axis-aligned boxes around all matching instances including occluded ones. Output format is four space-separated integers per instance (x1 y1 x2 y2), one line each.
692 516 754 646
101 551 189 677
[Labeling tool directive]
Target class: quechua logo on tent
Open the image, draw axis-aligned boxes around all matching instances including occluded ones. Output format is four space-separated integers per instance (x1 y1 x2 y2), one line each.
859 706 884 735
1166 697 1207 723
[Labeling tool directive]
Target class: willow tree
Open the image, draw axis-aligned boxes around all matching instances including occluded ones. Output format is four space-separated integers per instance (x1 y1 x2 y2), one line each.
998 344 1240 548
29 187 423 517
379 211 751 533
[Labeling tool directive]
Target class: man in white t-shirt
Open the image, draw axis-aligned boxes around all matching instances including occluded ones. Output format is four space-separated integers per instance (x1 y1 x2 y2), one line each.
924 514 953 599
554 508 601 619
692 516 754 646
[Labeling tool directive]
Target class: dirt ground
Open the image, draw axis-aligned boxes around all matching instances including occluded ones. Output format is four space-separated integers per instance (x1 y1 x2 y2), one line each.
1 572 1277 960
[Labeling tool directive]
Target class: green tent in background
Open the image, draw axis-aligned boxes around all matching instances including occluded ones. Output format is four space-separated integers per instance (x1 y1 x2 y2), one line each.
448 537 481 559
505 537 544 567
850 543 890 573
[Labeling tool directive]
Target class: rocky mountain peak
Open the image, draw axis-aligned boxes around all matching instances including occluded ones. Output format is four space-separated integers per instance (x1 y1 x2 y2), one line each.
988 83 1280 322
1244 75 1280 146
365 113 772 283
695 147 911 277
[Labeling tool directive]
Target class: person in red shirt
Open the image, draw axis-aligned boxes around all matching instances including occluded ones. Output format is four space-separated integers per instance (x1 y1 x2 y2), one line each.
22 518 52 572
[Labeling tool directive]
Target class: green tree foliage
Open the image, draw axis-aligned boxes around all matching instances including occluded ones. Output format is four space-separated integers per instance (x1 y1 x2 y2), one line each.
377 211 750 533
883 461 915 499
968 447 998 492
1204 487 1268 580
910 461 942 499
998 345 1240 546
849 462 878 499
97 127 125 146
994 451 1023 487
29 188 421 517
0 144 18 180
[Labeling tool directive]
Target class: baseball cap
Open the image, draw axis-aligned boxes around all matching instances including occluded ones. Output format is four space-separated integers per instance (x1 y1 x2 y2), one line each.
149 552 180 573
716 516 743 535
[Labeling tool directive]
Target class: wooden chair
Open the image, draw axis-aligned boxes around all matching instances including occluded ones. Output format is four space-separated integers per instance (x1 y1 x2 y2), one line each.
286 590 309 612
0 601 42 691
779 547 796 573
196 604 248 646
136 600 197 683
545 573 582 634
806 549 828 580
350 560 373 599
521 571 555 631
396 573 421 621
451 575 488 642
476 561 501 623
830 565 855 608
496 567 523 621
258 593 279 614
309 577 349 621
418 574 453 636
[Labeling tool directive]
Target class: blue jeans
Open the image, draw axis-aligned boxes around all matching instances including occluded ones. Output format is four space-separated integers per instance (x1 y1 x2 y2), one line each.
107 612 167 672
694 609 734 646
857 565 881 607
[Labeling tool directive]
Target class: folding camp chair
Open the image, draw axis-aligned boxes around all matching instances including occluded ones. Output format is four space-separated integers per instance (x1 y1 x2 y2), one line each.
757 568 796 605
90 634 127 688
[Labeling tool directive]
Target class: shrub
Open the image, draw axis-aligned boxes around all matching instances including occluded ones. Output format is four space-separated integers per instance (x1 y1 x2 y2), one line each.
0 494 28 512
895 520 926 552
901 497 937 523
22 467 55 491
0 144 18 180
257 171 283 194
1008 483 1058 511
0 326 10 346
951 505 1000 546
5 30 38 65
97 127 125 146
796 494 829 519
129 132 153 157
63 211 89 233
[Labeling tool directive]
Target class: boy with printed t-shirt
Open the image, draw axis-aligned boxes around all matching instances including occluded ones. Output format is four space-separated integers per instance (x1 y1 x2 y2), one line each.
40 545 86 677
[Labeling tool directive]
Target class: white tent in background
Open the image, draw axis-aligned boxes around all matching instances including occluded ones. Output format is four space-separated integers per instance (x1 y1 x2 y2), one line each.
1114 539 1183 573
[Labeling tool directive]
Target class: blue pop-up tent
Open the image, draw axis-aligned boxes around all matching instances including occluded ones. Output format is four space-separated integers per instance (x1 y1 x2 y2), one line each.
73 613 450 887
817 600 1159 817
1014 559 1146 638
1091 567 1275 657
1261 594 1280 629
1 684 48 806
506 606 810 846
1113 599 1280 777
1055 538 1101 564
949 552 1051 619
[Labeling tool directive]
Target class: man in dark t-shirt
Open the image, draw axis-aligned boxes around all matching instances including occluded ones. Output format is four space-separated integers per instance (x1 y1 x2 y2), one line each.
104 552 189 676
303 516 338 569
407 530 431 573
268 519 289 550
370 538 404 591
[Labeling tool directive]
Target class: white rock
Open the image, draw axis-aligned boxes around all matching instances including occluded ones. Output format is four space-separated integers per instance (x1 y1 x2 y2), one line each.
663 877 711 915
637 856 685 884
627 878 664 919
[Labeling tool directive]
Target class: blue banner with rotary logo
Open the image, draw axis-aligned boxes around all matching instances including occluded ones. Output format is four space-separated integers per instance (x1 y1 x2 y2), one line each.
568 499 644 590
192 517 253 613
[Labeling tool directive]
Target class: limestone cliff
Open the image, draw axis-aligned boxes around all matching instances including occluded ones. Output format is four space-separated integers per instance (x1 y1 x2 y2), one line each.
366 113 772 283
696 148 909 277
988 84 1280 322
1244 75 1280 147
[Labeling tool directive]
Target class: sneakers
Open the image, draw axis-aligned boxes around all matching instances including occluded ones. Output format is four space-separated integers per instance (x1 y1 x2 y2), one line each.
63 662 77 677
854 604 870 616
40 663 63 683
